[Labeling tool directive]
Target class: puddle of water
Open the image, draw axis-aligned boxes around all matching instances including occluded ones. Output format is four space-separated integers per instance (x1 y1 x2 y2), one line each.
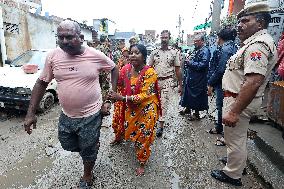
167 158 173 167
164 152 170 158
171 170 181 189
0 147 54 188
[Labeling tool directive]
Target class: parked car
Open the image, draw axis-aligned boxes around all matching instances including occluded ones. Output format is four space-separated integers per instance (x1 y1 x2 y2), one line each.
0 49 57 112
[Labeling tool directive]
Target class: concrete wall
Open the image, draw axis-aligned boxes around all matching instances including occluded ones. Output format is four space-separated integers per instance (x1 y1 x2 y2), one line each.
3 6 31 60
2 5 57 60
2 8 93 61
81 28 92 42
26 13 57 51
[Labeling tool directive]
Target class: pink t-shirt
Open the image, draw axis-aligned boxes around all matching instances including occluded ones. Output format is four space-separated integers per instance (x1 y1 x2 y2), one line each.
39 47 115 118
277 33 284 79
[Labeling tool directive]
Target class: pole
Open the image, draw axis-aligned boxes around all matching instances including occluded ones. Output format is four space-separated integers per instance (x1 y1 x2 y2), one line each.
177 15 182 44
211 0 223 33
0 6 7 67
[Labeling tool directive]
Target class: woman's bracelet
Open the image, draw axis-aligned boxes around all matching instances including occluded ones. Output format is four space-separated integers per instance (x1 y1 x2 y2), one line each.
104 100 112 104
125 95 128 103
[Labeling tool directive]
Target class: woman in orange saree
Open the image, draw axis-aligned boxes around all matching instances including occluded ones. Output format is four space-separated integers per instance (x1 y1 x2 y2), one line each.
111 47 130 144
108 44 161 176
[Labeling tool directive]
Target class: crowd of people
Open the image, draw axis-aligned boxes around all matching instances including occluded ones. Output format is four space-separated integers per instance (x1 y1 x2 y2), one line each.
22 2 283 189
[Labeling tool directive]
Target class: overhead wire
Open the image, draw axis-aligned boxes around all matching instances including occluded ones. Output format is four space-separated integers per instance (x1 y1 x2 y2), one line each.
191 0 199 20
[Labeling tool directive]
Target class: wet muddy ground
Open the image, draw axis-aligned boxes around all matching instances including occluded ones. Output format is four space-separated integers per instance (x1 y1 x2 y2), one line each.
0 93 265 189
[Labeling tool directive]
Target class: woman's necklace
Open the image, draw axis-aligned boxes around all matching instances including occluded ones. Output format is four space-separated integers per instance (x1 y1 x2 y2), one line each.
132 65 143 74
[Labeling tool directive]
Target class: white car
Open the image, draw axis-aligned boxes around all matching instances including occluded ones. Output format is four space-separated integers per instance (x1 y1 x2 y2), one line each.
0 49 57 112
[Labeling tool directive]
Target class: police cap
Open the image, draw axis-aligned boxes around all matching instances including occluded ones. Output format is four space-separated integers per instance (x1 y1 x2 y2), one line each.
237 3 270 19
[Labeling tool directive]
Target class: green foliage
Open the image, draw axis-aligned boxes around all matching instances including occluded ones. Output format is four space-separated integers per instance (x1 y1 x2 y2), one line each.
221 15 237 29
169 38 175 46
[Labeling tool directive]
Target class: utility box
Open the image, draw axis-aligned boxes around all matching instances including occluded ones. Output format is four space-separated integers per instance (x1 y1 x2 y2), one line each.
267 81 284 129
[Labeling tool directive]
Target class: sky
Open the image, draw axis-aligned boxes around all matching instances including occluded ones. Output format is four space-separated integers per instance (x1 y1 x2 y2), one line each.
41 0 216 38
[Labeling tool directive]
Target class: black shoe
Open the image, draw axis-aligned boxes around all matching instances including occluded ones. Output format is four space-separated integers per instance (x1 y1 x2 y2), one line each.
218 157 247 175
156 127 163 138
211 170 242 186
218 157 227 165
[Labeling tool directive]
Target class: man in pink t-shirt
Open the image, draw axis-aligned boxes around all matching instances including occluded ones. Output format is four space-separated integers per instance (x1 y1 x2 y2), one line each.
277 32 284 79
23 20 118 188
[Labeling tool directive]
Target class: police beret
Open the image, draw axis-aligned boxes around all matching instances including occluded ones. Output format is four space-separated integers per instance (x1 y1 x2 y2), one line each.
237 3 270 19
122 47 129 52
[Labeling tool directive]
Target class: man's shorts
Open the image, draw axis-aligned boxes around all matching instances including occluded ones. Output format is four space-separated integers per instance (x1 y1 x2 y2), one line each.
58 111 102 162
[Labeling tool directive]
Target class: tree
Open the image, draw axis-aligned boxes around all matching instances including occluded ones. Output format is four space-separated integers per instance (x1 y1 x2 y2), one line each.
220 15 237 29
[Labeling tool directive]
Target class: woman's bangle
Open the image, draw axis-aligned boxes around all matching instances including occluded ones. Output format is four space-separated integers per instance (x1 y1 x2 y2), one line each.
125 95 128 103
104 100 112 104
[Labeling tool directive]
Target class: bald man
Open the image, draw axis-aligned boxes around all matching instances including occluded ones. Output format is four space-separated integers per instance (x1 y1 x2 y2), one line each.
24 20 119 188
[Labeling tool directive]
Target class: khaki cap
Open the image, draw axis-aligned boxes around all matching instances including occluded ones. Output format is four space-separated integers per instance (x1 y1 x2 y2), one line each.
237 3 270 19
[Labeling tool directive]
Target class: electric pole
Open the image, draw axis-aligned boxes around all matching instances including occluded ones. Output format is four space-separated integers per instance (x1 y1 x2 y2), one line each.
177 14 182 44
211 0 223 33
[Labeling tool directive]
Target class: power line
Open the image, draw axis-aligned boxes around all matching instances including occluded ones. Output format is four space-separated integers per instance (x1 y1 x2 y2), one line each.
191 0 199 20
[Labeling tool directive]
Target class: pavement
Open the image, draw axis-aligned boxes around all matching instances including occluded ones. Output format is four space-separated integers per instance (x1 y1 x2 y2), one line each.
247 120 284 189
0 91 283 189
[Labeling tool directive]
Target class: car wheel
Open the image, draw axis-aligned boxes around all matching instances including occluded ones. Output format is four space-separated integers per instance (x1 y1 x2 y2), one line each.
38 92 54 113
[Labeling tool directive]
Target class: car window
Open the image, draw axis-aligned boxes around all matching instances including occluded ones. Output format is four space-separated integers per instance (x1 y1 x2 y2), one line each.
11 50 48 70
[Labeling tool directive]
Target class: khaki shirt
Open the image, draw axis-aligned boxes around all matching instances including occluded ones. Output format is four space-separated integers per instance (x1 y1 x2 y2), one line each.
223 29 277 97
148 47 181 78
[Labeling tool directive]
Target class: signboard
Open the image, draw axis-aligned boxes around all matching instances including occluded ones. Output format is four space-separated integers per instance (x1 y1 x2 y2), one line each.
268 8 284 42
193 21 212 31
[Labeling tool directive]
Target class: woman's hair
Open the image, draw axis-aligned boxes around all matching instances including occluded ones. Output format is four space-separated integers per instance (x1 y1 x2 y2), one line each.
217 28 237 41
130 44 147 63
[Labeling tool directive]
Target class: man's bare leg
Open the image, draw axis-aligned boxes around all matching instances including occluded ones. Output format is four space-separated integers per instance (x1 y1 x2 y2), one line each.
82 161 95 182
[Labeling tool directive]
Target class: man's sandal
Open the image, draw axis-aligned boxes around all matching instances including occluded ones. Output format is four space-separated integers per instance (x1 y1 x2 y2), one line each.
215 137 226 146
79 178 93 189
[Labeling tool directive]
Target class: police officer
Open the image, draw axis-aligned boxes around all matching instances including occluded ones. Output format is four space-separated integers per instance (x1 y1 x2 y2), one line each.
148 30 182 137
211 3 277 186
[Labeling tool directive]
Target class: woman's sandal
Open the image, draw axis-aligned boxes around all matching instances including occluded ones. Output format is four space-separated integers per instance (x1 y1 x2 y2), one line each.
136 163 145 176
215 137 226 146
136 167 145 176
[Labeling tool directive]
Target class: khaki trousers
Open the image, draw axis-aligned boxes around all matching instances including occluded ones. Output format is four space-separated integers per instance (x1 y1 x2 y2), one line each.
222 96 262 179
158 77 175 122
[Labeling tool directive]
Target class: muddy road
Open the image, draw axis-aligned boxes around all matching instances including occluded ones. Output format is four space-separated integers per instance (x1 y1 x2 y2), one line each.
0 94 265 189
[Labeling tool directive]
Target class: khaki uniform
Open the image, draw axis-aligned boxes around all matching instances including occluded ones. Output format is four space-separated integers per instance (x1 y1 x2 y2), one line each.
222 29 277 179
96 44 112 100
149 47 180 121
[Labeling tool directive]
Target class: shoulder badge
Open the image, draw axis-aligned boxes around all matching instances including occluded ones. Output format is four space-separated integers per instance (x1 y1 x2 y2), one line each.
250 52 262 61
